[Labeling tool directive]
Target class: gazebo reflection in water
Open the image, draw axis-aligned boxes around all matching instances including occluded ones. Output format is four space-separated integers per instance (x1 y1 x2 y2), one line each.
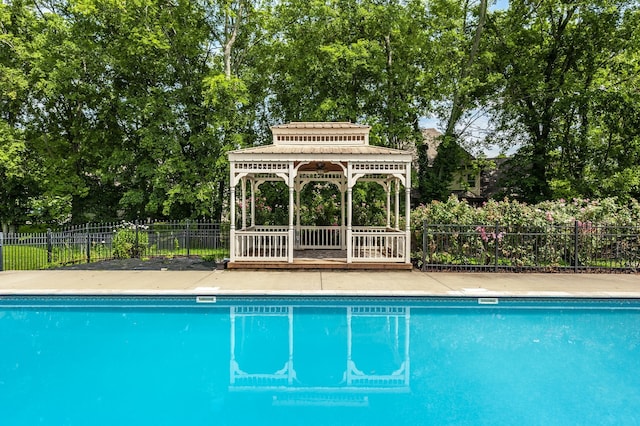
229 303 410 407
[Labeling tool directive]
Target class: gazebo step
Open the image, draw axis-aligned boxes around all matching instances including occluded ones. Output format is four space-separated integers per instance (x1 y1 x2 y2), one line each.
227 261 413 271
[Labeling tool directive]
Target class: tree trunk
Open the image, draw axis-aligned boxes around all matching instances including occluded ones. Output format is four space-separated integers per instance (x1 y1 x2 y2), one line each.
444 0 487 139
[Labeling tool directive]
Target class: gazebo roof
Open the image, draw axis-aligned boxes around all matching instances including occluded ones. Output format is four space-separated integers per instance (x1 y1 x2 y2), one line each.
271 121 370 130
229 121 412 161
228 144 410 156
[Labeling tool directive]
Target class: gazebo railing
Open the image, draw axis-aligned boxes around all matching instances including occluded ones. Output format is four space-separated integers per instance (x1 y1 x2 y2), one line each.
296 226 342 249
233 226 408 263
353 226 390 233
247 225 289 232
234 230 289 261
351 230 405 262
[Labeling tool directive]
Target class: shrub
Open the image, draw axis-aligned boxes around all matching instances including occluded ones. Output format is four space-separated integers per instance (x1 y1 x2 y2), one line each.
412 196 640 269
412 196 640 228
113 223 149 259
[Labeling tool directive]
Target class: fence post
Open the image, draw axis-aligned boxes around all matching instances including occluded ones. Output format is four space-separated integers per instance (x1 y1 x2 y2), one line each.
574 220 579 273
0 232 3 272
422 220 427 272
135 220 139 258
47 228 53 264
186 219 191 258
494 221 500 272
86 223 91 264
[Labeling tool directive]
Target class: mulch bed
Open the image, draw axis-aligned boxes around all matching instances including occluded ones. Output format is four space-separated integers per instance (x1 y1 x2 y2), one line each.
54 256 219 271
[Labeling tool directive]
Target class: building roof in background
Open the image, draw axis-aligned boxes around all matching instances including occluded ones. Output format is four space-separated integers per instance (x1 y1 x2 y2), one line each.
420 128 442 166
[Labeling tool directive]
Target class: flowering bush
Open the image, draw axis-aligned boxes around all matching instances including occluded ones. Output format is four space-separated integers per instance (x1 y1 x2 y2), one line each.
113 223 149 259
412 196 640 228
299 183 342 226
412 196 640 269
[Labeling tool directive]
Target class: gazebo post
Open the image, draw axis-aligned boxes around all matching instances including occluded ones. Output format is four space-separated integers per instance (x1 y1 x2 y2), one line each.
230 168 236 262
395 178 400 230
340 185 346 250
386 182 391 229
250 180 256 227
288 161 295 263
241 177 247 229
296 179 301 248
405 172 412 264
346 164 353 263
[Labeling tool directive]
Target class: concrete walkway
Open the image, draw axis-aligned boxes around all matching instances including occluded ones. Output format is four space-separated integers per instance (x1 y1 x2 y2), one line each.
1 270 639 298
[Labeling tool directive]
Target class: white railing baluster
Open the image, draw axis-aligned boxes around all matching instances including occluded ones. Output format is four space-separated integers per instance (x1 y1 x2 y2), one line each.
295 226 341 249
350 230 405 262
235 230 289 261
236 227 405 263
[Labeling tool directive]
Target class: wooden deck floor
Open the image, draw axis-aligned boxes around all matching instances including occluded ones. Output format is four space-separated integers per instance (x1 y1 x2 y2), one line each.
228 249 413 270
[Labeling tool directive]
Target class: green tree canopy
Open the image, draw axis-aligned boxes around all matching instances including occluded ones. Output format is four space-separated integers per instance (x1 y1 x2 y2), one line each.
1 0 639 229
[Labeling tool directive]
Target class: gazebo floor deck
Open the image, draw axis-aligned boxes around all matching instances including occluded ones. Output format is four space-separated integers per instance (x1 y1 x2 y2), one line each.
228 249 413 270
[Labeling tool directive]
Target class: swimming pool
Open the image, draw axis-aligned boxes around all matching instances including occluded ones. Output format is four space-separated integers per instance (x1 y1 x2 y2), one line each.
2 296 640 425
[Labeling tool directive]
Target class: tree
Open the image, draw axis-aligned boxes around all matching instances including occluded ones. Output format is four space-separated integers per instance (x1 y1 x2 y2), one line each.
416 0 495 202
487 0 640 202
0 1 40 229
267 0 433 147
201 0 272 221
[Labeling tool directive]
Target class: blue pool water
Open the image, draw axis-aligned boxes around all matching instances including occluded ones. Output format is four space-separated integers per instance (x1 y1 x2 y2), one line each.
1 296 640 425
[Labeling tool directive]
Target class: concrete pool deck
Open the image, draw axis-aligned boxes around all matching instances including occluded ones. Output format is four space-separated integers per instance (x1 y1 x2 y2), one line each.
1 270 639 298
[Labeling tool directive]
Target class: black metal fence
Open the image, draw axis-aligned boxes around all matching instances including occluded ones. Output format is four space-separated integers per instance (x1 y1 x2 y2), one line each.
419 222 640 272
0 221 230 271
3 219 639 272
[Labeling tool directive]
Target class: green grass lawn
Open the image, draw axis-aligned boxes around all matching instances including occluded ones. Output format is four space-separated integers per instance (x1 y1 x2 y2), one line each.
3 245 50 270
2 244 229 271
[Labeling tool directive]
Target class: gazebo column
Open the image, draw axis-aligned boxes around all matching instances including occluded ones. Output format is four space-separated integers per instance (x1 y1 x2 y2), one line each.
395 178 400 230
250 180 256 227
288 162 295 263
386 182 391 228
230 165 236 262
405 172 412 264
340 185 346 250
296 180 301 248
241 177 247 229
346 164 353 263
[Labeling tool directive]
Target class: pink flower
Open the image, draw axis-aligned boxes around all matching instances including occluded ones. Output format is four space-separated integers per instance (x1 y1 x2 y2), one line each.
545 211 554 222
476 226 488 242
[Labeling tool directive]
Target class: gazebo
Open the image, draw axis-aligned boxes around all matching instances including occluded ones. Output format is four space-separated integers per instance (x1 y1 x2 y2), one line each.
227 122 412 269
